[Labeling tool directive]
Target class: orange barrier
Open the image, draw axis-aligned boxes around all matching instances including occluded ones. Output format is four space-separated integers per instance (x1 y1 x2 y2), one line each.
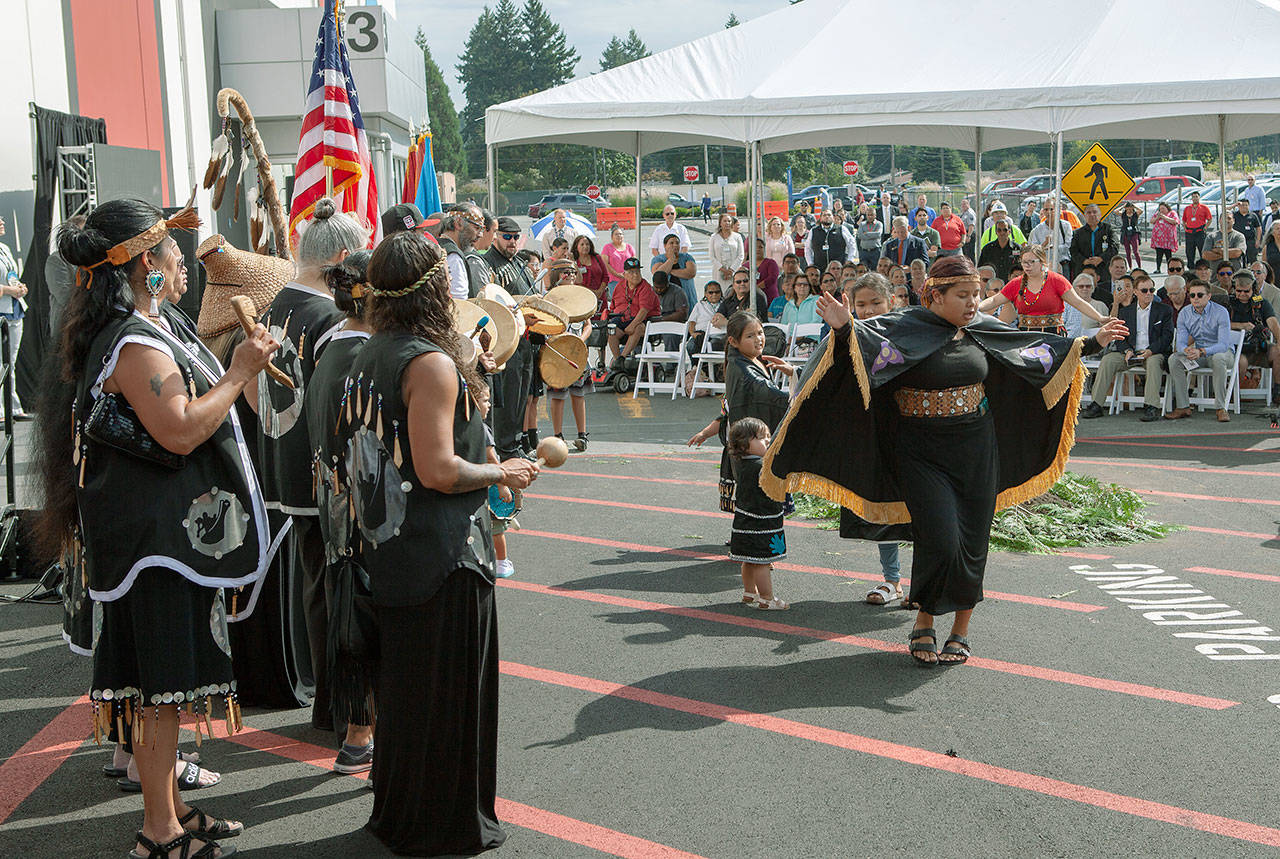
756 200 787 222
727 203 737 216
595 207 636 230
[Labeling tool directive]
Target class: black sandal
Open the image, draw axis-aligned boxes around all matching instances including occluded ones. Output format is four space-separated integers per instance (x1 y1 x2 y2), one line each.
909 627 937 666
180 807 244 839
176 761 220 790
939 634 972 665
128 829 233 858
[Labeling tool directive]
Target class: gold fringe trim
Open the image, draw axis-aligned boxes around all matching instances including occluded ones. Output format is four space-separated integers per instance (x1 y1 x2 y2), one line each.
1041 337 1084 410
995 359 1087 512
776 470 911 525
762 326 868 502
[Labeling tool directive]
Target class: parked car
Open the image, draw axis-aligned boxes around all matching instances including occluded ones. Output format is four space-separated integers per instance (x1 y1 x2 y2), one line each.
1004 173 1058 198
981 178 1025 196
789 184 829 206
667 192 696 209
527 192 610 220
1125 175 1202 202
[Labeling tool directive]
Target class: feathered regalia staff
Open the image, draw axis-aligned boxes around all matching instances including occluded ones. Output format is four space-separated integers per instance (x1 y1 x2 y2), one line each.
203 88 293 260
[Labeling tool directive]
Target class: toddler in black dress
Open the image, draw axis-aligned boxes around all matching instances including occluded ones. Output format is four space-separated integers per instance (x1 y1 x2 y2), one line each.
727 417 789 609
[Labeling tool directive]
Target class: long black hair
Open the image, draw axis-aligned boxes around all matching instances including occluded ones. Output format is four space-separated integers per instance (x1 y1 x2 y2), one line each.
34 199 169 561
367 231 483 394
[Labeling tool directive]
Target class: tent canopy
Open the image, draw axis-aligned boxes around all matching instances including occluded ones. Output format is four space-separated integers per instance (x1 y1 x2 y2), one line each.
486 0 1280 154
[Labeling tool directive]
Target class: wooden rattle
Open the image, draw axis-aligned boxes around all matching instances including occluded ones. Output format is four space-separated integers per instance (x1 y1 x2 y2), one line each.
534 436 569 469
230 295 295 389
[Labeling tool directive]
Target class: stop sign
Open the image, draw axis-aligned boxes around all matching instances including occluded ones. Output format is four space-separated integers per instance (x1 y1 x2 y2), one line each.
683 165 699 182
843 160 859 177
586 184 601 200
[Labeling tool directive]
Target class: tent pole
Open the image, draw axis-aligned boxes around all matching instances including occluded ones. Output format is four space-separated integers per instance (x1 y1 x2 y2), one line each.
486 144 496 214
634 132 642 260
748 141 758 281
1218 114 1228 228
974 128 983 259
1050 131 1064 270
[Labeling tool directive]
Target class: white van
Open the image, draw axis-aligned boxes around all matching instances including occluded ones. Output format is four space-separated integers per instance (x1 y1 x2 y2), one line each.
1145 159 1204 182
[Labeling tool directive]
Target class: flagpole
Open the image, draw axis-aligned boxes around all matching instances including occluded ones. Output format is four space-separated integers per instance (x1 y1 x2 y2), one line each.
331 0 343 204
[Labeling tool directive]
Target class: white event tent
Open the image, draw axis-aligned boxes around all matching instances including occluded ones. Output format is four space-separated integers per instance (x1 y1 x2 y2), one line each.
486 0 1280 263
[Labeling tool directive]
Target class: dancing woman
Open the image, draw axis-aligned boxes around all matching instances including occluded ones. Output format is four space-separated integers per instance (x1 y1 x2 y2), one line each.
37 199 279 857
344 232 537 855
763 256 1126 665
978 244 1107 335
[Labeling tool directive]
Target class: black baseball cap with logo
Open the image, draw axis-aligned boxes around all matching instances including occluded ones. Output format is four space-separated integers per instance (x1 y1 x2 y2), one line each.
623 258 642 270
381 203 426 236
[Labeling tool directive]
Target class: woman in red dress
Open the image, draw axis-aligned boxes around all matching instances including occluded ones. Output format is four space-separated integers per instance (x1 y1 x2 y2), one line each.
978 244 1108 335
571 235 611 307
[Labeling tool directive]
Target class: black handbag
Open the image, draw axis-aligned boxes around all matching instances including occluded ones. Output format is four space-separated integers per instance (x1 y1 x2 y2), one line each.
83 392 186 470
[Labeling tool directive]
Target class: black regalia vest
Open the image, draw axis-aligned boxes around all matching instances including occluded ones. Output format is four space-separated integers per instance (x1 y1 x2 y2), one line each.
341 334 495 607
257 282 345 514
463 248 494 297
809 224 847 269
304 328 369 566
72 308 273 603
484 247 536 296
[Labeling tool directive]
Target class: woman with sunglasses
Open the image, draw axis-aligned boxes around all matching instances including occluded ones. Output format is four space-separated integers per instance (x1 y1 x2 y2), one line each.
980 244 1108 335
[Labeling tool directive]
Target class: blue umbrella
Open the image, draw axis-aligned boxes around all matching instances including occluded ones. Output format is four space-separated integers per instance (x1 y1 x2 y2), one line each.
414 132 442 217
531 211 596 240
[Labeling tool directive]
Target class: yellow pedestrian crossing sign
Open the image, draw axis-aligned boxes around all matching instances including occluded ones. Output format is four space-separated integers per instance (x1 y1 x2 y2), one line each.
1060 143 1135 221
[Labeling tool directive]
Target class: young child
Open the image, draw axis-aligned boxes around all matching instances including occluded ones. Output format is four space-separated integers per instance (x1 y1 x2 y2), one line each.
476 381 519 579
548 316 593 451
728 417 788 610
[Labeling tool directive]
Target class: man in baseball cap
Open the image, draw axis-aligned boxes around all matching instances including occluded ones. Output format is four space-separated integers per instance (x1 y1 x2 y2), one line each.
380 203 427 237
980 199 1026 250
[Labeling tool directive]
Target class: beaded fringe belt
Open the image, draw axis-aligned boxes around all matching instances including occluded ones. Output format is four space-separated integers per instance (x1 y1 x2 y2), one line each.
894 383 986 418
1018 313 1064 330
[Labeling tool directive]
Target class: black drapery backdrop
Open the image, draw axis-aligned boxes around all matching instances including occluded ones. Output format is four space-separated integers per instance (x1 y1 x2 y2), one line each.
18 106 107 405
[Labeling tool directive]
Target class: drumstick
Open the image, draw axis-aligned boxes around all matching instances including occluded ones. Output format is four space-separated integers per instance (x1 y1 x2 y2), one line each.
543 342 580 370
469 316 491 340
230 296 295 389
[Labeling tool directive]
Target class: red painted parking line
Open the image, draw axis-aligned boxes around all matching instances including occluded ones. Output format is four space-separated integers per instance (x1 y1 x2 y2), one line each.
1136 488 1280 506
497 800 709 859
553 470 716 487
1076 438 1274 453
1070 457 1280 478
513 529 1105 614
524 493 1113 561
1185 566 1280 584
498 579 1237 710
222 726 709 858
1184 525 1276 540
1087 430 1277 440
502 660 1280 848
577 452 720 464
0 696 92 826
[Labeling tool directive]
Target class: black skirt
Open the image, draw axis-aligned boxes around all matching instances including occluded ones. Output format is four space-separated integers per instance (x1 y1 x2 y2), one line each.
91 568 238 727
366 569 505 856
896 411 998 615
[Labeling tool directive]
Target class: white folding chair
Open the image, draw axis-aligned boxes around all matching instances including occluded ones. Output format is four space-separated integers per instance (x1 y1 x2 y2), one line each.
1108 359 1165 414
633 321 688 399
1163 329 1246 414
1238 367 1274 406
689 329 726 396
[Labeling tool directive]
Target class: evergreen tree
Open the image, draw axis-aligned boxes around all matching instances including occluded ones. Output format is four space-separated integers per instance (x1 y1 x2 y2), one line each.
725 12 741 27
600 28 650 71
414 29 465 178
520 0 580 94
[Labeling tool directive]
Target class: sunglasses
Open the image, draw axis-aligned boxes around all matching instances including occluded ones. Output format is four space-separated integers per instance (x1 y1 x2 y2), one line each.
733 278 749 285
499 232 520 240
706 290 722 296
1137 287 1154 293
1168 267 1184 272
1189 292 1208 298
462 216 486 230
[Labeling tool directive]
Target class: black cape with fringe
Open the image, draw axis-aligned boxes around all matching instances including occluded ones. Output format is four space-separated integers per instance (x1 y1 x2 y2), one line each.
764 306 1095 523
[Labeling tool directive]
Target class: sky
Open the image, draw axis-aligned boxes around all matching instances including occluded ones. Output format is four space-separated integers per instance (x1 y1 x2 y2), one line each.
397 0 784 107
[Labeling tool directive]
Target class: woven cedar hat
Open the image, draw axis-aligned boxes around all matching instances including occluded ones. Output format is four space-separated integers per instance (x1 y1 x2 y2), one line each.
195 234 294 337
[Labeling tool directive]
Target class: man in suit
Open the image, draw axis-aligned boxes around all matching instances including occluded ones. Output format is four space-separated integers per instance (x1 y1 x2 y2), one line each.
877 191 896 243
1069 203 1116 280
1081 273 1174 422
881 216 930 269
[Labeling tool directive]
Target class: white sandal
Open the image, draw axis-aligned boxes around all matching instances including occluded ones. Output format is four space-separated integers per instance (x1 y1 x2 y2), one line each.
754 596 790 610
865 582 901 605
741 592 758 605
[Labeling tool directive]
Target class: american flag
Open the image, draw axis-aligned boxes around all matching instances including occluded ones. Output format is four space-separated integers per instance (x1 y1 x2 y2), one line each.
288 0 380 247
